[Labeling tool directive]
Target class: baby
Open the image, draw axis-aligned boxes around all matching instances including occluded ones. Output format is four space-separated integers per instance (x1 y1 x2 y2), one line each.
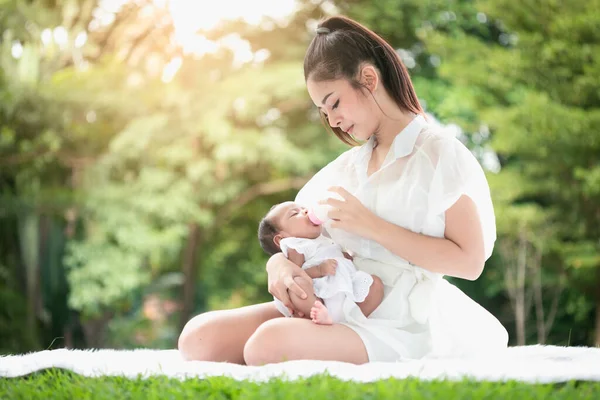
258 201 383 325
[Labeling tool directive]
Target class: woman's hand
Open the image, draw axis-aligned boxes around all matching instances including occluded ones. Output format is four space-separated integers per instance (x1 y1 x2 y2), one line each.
266 253 312 317
324 186 381 239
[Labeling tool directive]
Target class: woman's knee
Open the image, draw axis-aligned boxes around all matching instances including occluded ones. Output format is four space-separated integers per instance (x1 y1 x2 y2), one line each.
178 311 227 361
243 318 289 366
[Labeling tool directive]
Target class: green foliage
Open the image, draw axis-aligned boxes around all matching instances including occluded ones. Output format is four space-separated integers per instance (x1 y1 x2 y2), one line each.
0 0 346 349
425 0 600 344
341 0 599 345
0 283 38 354
1 0 598 351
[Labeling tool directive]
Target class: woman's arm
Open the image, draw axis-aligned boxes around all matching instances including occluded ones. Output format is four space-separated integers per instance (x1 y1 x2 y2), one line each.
266 253 310 315
370 195 485 280
326 187 486 281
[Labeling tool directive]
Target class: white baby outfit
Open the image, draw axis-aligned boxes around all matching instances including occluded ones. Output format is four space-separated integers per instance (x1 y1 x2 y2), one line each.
293 114 509 361
274 235 374 322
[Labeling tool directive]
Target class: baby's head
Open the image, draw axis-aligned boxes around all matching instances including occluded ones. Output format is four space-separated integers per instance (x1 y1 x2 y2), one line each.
258 201 322 255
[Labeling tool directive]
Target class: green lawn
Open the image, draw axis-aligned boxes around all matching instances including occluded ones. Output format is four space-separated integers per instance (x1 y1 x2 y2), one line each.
1 369 599 399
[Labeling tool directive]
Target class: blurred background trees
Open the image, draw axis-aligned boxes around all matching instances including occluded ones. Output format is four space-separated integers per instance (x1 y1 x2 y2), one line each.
0 0 598 352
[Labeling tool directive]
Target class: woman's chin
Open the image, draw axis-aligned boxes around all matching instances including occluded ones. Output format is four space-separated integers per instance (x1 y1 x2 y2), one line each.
352 130 371 142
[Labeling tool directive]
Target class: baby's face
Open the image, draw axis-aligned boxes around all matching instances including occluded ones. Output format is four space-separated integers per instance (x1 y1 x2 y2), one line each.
271 201 322 240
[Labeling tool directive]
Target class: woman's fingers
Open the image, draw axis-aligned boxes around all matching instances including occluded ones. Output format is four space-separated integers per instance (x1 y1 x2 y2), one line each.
297 267 313 284
327 208 343 220
328 186 354 201
329 219 344 230
284 275 307 300
322 197 346 209
275 284 294 313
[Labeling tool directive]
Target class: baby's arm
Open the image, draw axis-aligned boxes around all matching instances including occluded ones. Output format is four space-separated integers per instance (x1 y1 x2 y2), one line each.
286 244 337 278
285 248 326 278
286 248 305 268
306 260 338 278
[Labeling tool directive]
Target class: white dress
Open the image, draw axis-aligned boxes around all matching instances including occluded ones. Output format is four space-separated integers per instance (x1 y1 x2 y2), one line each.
274 236 374 323
295 114 509 361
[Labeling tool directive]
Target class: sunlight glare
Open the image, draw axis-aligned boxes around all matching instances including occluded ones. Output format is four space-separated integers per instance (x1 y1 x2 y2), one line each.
167 0 297 31
95 0 297 80
165 0 297 56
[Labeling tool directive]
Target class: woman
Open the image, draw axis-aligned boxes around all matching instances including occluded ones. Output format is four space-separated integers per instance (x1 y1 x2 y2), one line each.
178 15 508 365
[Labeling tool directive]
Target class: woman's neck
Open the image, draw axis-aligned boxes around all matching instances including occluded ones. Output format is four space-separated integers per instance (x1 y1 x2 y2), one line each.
372 109 415 153
367 83 419 152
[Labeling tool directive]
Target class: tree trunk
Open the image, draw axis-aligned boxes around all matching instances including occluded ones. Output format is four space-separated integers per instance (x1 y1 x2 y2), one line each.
179 223 201 332
37 215 51 319
81 312 112 348
532 249 546 344
515 233 528 346
18 213 41 347
543 283 562 343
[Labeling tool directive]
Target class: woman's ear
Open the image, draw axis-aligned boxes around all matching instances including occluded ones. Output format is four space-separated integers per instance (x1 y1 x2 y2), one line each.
359 65 379 93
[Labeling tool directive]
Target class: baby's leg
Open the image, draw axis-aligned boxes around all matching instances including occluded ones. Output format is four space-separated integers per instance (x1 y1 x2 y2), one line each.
311 292 345 325
357 275 384 317
289 276 321 318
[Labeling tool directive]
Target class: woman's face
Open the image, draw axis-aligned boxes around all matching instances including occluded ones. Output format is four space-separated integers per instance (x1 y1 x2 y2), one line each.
306 76 379 142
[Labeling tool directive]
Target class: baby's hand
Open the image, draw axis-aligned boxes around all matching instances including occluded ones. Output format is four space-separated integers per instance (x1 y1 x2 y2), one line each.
319 259 338 276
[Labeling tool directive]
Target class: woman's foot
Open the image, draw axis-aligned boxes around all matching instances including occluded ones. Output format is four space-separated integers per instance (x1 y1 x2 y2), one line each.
310 300 333 325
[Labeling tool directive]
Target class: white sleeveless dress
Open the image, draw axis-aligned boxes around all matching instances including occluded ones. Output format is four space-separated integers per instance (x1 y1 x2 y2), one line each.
294 115 509 361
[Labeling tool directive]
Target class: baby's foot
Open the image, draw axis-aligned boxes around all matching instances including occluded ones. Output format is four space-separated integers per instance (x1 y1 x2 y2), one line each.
310 300 333 325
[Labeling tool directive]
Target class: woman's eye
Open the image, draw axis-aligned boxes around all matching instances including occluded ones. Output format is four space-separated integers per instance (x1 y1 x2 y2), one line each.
332 100 339 110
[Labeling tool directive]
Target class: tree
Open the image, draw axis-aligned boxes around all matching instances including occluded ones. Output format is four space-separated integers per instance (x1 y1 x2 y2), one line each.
0 0 344 349
337 0 598 346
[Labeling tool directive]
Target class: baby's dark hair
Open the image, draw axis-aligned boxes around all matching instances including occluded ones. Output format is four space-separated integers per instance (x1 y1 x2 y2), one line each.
258 205 282 256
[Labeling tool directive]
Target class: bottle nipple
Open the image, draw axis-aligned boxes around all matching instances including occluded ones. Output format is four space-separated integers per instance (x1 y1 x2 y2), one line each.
307 208 323 225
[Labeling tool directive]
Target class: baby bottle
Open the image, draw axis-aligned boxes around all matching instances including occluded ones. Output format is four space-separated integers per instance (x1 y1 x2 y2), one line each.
307 191 345 226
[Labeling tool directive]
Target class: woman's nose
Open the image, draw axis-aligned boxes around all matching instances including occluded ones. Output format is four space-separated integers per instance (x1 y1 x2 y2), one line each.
327 113 342 129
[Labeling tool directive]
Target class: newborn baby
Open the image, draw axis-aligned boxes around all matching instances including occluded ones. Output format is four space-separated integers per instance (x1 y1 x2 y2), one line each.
258 201 383 324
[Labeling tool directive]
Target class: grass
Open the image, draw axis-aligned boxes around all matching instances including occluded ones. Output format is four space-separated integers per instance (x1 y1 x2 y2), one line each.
1 369 599 399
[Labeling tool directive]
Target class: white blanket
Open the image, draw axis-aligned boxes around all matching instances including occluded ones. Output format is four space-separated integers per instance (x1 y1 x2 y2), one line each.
1 345 599 383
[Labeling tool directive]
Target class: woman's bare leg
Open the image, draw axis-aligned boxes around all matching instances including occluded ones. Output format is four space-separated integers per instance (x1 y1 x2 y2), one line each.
357 275 384 317
178 302 282 363
244 317 368 365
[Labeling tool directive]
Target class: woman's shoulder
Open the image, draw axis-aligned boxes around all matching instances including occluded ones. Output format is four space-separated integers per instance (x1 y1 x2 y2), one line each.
417 124 462 148
415 126 473 165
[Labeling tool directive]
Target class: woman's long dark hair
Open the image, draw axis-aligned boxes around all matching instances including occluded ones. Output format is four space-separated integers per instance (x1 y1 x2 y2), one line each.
304 16 423 146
